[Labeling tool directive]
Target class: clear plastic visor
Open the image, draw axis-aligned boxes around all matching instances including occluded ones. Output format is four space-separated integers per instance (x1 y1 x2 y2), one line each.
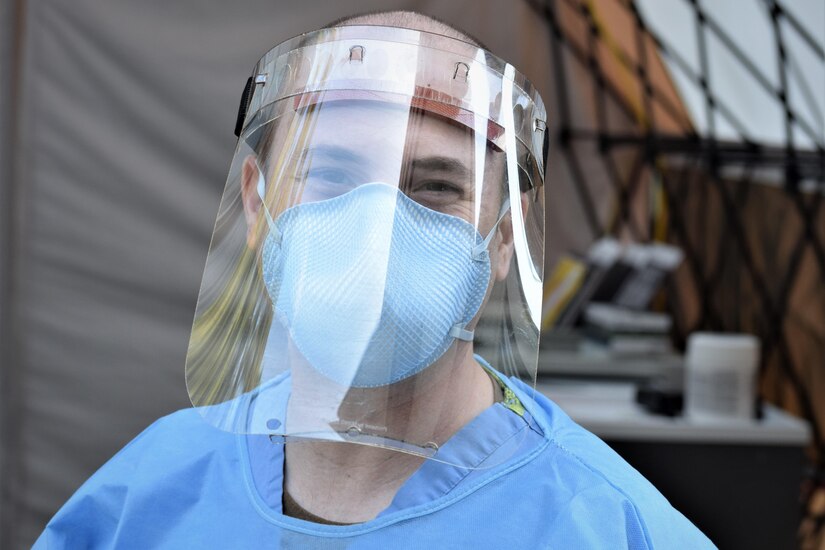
186 29 545 469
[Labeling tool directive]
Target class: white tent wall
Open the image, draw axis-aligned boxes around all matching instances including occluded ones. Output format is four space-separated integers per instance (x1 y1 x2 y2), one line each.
1 2 565 548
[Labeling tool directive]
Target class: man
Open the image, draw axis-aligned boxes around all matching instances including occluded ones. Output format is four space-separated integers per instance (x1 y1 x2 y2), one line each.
36 11 713 548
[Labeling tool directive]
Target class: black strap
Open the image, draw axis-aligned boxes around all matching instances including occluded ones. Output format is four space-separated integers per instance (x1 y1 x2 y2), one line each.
233 77 254 138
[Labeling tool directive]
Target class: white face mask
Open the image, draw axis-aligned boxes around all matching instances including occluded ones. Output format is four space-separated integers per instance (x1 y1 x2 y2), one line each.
259 180 507 387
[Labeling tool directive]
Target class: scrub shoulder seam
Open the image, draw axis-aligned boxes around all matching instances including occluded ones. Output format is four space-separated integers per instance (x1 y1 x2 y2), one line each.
544 438 656 549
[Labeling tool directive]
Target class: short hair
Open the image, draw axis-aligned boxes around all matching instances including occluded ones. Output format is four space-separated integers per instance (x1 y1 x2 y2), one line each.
327 10 490 51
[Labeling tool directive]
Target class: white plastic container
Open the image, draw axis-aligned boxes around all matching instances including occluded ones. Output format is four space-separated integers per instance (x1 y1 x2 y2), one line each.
685 333 760 420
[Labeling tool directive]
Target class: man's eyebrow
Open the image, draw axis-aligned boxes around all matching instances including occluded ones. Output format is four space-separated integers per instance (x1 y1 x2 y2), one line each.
410 156 471 177
301 144 365 164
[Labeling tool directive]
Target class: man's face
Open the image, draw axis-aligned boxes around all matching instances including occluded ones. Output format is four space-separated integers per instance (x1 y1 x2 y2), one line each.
242 99 515 282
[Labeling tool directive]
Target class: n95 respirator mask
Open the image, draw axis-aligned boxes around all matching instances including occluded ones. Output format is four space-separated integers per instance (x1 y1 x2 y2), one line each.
260 181 506 387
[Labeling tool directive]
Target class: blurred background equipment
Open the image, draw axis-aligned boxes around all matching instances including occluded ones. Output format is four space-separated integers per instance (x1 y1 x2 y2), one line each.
526 0 823 547
1 0 823 548
684 332 760 421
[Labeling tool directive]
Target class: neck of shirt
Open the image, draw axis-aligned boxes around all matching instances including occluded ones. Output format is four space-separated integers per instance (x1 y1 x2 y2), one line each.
282 367 509 525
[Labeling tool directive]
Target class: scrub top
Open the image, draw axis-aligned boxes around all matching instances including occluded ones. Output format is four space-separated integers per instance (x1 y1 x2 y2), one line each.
35 368 714 549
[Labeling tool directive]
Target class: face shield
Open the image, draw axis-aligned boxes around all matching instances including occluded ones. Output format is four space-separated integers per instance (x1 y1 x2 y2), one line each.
186 25 547 468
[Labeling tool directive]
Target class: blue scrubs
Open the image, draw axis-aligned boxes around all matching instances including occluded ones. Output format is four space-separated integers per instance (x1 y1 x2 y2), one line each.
35 372 714 549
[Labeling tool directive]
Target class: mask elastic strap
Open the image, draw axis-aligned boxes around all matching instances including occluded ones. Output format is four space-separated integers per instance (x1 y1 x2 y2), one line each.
257 167 282 243
472 198 511 261
453 198 512 342
449 325 475 341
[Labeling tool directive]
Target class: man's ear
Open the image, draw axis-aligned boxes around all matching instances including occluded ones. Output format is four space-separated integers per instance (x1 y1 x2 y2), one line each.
493 194 529 282
240 154 262 248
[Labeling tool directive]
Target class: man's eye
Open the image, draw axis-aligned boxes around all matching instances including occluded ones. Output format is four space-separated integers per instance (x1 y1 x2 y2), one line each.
423 181 457 193
406 180 470 213
414 181 463 195
301 166 361 202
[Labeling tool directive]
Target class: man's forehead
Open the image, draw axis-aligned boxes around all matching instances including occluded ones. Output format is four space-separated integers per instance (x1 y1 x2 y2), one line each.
298 99 503 156
290 89 506 141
